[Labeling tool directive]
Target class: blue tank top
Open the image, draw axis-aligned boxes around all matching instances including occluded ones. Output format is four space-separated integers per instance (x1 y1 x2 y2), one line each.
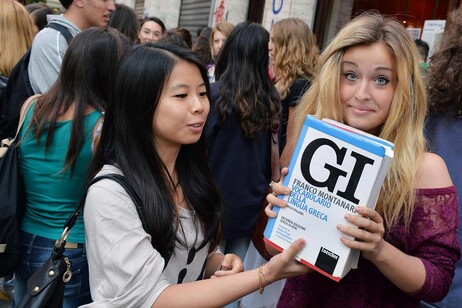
18 100 101 243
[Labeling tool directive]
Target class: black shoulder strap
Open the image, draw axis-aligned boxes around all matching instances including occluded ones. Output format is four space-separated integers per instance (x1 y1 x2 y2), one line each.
46 23 73 44
64 174 146 235
63 173 172 268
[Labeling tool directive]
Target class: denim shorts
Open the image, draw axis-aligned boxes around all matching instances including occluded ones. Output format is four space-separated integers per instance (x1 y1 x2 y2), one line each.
14 231 91 308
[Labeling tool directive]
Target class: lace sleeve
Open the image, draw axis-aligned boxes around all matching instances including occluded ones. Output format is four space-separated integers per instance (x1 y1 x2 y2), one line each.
406 187 461 302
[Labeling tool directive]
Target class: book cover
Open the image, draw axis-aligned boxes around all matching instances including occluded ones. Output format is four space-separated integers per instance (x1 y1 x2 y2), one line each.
264 115 394 281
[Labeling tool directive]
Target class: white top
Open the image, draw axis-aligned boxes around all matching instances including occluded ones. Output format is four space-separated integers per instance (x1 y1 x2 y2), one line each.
82 165 212 307
28 15 80 94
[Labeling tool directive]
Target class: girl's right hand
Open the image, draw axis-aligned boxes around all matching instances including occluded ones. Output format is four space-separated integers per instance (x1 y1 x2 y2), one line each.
265 167 291 218
263 238 311 282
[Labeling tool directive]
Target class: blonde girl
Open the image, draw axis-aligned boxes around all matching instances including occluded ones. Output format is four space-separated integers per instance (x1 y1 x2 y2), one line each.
268 12 460 307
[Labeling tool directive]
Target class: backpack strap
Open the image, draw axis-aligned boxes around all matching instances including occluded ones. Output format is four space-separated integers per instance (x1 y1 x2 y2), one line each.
13 94 42 140
46 23 73 44
60 173 173 268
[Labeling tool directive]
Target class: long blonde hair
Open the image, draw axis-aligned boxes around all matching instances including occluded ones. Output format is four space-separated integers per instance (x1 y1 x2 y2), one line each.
0 0 35 76
271 18 319 99
294 12 427 229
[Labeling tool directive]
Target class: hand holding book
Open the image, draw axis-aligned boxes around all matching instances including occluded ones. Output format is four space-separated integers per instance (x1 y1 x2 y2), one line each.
265 169 388 276
265 167 291 219
337 205 386 262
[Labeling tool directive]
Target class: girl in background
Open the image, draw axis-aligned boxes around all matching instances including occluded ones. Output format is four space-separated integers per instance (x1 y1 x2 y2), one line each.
206 22 281 307
241 17 319 308
15 27 129 307
138 17 166 44
0 0 35 77
208 21 233 83
423 5 462 307
268 17 319 166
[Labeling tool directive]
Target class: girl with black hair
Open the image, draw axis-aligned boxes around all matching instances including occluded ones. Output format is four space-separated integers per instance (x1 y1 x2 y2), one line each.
138 17 166 43
15 27 130 307
206 22 281 265
82 43 308 307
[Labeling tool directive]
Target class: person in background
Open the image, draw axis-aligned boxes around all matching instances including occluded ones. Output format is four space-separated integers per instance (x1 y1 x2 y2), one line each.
166 27 193 49
415 38 430 75
422 5 462 308
158 30 189 49
0 0 35 78
0 0 35 298
0 0 35 139
81 42 309 307
138 16 166 44
108 3 138 44
268 17 319 166
25 2 54 33
208 21 234 83
14 27 130 308
193 27 213 68
267 12 460 307
28 0 115 95
1 0 115 141
240 17 319 308
205 22 281 308
195 24 207 42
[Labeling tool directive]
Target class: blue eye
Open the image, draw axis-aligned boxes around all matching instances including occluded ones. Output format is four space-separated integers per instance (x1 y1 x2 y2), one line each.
376 76 390 85
343 72 357 81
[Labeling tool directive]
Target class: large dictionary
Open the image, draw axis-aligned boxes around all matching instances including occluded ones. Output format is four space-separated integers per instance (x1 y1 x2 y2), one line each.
264 115 394 281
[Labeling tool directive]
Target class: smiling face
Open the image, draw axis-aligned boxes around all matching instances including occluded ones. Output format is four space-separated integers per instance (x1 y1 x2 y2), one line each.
138 20 164 43
340 42 397 136
152 61 210 152
212 30 227 57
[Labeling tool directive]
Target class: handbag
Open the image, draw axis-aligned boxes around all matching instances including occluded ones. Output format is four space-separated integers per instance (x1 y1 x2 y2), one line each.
251 121 281 260
17 173 150 308
0 94 40 278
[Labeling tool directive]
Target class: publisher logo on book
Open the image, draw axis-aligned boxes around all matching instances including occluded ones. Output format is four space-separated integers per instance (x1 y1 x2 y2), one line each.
315 247 340 275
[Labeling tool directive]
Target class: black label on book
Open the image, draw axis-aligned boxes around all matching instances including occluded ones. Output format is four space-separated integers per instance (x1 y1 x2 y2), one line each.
315 247 339 275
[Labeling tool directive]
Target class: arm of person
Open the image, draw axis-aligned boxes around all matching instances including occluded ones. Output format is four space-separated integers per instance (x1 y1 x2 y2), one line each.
152 238 309 308
338 153 455 294
91 116 104 153
84 178 170 307
85 170 310 307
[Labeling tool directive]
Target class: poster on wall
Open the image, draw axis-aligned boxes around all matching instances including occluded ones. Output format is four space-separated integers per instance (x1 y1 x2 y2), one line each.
261 0 315 31
213 0 226 23
262 0 292 30
421 20 446 60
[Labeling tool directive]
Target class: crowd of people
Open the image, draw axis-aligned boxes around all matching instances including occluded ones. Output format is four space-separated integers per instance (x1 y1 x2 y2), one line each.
1 0 461 307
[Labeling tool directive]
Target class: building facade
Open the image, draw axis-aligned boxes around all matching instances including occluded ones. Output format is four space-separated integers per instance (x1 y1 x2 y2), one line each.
52 0 459 47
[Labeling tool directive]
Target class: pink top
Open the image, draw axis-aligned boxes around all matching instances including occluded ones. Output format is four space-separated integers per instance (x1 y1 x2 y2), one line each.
278 187 461 307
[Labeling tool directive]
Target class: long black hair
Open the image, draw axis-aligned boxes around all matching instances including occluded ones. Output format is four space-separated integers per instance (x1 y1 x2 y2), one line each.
214 22 281 137
90 43 223 258
30 27 130 173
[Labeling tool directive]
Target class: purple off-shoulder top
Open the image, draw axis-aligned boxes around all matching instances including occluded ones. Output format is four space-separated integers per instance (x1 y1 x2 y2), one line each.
278 187 461 308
